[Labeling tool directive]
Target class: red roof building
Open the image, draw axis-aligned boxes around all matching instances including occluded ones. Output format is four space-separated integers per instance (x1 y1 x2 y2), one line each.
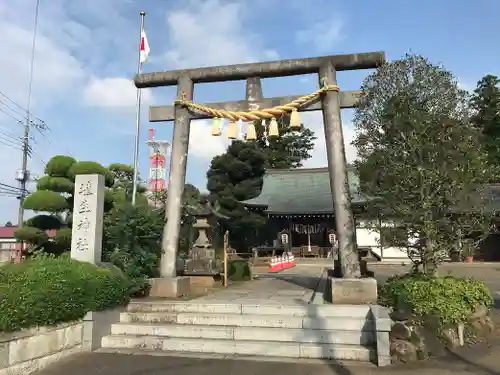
0 226 57 265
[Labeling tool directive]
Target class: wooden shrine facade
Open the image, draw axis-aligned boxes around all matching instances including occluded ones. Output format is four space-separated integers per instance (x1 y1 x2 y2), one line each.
242 167 367 257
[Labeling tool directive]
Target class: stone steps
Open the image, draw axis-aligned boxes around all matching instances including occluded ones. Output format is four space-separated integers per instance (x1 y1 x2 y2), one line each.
101 335 375 361
110 323 375 345
120 312 374 331
126 300 372 317
101 301 382 363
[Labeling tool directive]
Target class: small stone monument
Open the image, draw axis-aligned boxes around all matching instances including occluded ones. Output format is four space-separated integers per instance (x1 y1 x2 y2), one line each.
185 204 218 275
70 174 105 264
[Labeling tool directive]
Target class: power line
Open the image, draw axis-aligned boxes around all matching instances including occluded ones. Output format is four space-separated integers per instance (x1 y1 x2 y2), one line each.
0 129 22 144
0 98 28 120
0 126 22 140
0 90 51 134
0 106 24 124
0 182 29 200
0 91 28 112
17 0 40 231
0 136 22 150
0 182 25 191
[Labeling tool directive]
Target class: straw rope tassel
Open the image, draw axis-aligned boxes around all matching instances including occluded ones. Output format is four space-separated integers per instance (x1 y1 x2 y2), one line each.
211 117 221 136
268 117 279 137
227 119 238 139
290 109 301 130
246 121 257 140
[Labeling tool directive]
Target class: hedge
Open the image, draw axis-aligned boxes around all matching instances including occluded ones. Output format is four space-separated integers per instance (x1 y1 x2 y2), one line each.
0 258 131 332
378 272 493 325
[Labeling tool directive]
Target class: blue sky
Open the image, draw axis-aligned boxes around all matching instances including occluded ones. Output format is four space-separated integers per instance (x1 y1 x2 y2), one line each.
0 0 498 223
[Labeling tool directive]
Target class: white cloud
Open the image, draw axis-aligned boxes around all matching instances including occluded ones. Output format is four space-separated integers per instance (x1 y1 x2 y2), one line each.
188 119 231 159
296 20 345 53
83 77 153 109
301 111 357 168
0 20 85 110
164 0 279 68
289 0 346 53
0 2 87 202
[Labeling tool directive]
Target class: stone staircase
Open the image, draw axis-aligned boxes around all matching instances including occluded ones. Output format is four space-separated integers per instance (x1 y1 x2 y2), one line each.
101 300 390 365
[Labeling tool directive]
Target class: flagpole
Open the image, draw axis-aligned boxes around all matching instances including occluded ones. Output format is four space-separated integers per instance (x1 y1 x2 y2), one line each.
131 11 146 206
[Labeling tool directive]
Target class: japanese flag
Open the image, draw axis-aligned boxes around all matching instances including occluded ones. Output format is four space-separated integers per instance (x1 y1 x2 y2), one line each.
140 28 150 64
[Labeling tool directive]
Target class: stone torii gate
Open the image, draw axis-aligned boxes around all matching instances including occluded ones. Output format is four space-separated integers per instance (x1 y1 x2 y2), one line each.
135 52 385 299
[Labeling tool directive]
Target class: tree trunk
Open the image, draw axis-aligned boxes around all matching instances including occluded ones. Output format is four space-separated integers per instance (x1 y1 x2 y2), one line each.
422 237 438 275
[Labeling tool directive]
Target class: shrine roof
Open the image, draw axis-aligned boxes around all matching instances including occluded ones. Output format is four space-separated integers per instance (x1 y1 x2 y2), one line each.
241 167 366 215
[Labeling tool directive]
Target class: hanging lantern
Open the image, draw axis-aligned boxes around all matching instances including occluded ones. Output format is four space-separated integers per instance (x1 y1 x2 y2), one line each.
246 122 257 140
211 117 221 136
226 119 238 139
268 117 279 137
290 109 301 130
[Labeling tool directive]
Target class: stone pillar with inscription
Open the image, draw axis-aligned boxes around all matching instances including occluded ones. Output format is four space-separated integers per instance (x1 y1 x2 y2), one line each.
70 174 105 264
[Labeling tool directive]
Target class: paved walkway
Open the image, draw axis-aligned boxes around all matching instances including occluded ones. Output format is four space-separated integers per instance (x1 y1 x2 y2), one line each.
35 348 500 375
195 276 318 305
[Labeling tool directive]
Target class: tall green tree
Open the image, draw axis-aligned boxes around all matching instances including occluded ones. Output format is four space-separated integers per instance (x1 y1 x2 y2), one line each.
353 54 498 273
206 118 316 251
470 74 500 168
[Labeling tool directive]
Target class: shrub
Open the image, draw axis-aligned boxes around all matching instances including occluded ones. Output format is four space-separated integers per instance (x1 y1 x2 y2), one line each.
25 215 64 230
0 258 131 332
378 272 493 325
14 227 49 245
36 176 74 194
23 190 69 212
102 203 163 296
228 260 251 281
44 155 76 177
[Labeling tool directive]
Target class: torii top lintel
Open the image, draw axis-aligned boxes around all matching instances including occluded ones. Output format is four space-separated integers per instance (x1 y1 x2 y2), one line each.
134 51 386 88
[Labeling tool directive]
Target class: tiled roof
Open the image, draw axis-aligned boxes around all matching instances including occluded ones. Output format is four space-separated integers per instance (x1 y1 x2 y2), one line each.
241 168 500 216
241 167 365 215
0 227 17 239
0 226 57 239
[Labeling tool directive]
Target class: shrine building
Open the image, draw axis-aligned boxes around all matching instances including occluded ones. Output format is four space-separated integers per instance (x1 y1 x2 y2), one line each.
241 167 409 260
241 167 500 262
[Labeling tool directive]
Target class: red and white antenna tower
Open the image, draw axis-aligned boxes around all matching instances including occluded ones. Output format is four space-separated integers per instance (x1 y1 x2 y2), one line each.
146 128 169 205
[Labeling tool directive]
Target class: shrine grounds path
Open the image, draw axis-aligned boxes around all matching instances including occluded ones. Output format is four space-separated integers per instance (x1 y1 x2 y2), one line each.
35 337 500 375
35 262 500 375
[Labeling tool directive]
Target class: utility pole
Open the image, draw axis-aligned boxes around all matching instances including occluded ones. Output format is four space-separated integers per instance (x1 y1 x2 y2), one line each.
16 123 29 229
